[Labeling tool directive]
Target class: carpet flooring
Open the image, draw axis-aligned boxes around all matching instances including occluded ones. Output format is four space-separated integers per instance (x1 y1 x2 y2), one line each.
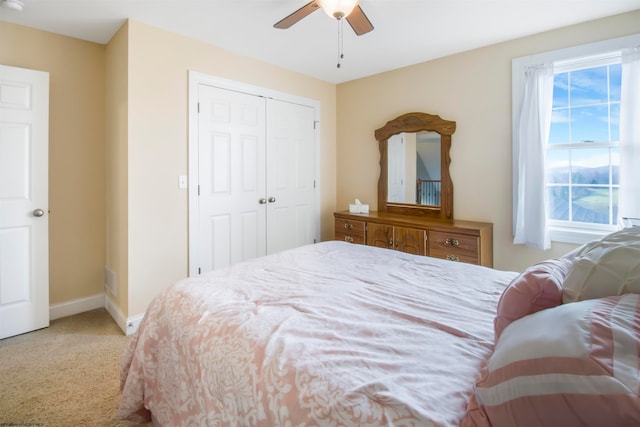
0 308 143 426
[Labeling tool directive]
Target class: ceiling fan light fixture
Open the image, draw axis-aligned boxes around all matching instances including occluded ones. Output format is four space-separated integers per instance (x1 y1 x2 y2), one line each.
317 0 360 20
1 0 24 11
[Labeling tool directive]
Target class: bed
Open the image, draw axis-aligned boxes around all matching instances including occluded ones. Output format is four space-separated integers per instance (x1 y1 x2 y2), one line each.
118 226 640 426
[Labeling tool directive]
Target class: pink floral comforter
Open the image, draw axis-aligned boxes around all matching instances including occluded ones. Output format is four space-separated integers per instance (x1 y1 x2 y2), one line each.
118 241 516 426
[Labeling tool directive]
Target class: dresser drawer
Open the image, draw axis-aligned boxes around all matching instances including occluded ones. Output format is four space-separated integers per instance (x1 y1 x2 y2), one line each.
428 230 479 264
335 218 366 244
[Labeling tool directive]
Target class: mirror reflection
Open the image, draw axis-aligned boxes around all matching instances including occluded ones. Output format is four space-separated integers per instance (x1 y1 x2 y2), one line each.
387 131 441 206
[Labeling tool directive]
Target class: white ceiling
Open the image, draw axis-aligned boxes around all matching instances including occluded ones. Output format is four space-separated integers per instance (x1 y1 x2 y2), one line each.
2 0 639 84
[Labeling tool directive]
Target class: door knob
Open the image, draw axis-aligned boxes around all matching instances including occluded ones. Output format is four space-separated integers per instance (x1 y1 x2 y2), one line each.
33 208 45 217
268 197 276 203
259 198 267 204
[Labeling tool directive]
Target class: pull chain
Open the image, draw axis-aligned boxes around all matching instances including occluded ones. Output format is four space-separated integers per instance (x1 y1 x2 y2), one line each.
337 19 344 68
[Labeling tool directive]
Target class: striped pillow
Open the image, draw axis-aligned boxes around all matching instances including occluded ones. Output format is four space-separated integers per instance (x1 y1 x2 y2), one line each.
472 294 640 427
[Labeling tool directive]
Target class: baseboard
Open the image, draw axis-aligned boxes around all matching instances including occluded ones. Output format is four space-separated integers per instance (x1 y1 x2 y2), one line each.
49 293 144 336
49 293 105 321
125 313 144 336
104 295 144 336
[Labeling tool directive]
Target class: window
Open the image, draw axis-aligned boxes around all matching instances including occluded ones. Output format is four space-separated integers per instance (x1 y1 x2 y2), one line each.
512 34 640 247
547 56 621 232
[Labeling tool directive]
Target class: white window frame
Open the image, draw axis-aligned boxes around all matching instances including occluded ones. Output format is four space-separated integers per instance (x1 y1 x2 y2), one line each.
512 34 640 245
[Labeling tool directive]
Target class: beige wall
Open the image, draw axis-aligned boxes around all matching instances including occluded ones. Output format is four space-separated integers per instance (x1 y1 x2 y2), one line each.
123 21 337 316
104 22 129 313
0 22 106 305
336 10 640 273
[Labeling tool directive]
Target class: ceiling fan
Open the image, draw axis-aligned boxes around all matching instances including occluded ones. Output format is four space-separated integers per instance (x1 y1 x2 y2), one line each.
274 0 374 36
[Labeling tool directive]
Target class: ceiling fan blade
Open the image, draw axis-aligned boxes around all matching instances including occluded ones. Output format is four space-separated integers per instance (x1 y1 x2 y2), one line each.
274 1 320 29
346 5 374 36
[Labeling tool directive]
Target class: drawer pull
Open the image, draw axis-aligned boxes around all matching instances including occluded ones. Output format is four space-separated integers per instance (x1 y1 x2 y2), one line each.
444 238 459 247
446 254 460 262
344 223 353 230
344 236 354 243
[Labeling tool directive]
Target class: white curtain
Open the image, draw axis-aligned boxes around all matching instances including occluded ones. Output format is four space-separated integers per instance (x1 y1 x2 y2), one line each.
619 47 640 223
513 64 554 250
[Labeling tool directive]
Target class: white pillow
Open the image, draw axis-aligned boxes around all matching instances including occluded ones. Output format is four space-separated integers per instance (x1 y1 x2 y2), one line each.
563 227 640 303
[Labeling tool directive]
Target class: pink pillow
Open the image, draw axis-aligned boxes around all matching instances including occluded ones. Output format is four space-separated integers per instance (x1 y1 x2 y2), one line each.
466 294 640 427
494 258 572 339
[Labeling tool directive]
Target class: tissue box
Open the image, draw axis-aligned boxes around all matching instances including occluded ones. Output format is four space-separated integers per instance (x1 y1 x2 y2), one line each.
349 203 369 214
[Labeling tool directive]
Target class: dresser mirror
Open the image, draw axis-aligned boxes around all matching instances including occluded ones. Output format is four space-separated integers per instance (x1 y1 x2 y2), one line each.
375 112 456 221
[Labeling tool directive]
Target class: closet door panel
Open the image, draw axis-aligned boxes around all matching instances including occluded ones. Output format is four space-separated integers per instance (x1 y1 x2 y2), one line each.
241 136 259 193
211 132 231 192
197 85 266 272
240 211 260 261
208 214 231 270
266 99 316 254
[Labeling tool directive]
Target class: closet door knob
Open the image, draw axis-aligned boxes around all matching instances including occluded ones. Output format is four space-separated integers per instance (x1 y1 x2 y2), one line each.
33 208 45 217
268 197 276 203
259 198 267 204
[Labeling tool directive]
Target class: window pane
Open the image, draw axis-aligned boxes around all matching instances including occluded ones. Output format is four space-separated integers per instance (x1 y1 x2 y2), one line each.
610 102 620 141
612 147 619 185
571 186 612 224
546 149 570 183
570 66 608 106
571 148 612 185
571 105 610 142
612 187 619 224
610 63 621 102
549 109 569 144
548 186 569 220
553 72 569 108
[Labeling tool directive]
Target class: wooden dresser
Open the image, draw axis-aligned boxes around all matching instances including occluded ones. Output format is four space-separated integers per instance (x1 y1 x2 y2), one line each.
334 211 493 267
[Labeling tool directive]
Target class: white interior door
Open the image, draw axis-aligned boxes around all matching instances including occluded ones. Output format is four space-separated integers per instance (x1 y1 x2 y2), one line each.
0 64 49 339
196 84 266 273
266 99 316 254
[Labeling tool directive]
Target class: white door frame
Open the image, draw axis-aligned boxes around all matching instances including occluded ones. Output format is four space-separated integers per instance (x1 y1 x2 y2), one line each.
187 71 321 277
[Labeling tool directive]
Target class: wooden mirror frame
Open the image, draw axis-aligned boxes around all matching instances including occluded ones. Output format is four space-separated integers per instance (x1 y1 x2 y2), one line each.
375 112 456 221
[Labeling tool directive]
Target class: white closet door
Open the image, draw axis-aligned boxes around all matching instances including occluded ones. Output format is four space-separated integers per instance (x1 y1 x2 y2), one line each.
0 65 49 339
197 84 266 272
266 99 316 254
190 73 319 276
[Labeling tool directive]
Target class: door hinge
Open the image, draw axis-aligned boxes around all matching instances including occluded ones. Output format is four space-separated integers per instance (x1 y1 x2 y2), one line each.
198 185 200 196
313 179 316 189
314 120 319 130
197 102 200 113
198 267 201 274
314 238 317 244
